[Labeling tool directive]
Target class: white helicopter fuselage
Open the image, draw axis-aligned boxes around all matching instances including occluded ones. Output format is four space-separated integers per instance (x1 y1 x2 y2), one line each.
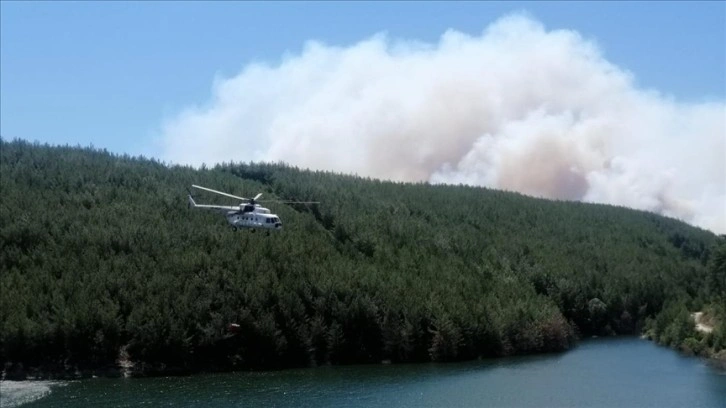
188 184 317 233
188 193 283 231
225 205 283 231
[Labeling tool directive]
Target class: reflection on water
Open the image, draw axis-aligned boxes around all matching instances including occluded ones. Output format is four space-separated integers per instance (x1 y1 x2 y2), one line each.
0 380 68 408
5 337 726 408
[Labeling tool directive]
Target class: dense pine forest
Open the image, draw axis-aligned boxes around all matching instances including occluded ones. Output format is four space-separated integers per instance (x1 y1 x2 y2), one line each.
1 138 724 378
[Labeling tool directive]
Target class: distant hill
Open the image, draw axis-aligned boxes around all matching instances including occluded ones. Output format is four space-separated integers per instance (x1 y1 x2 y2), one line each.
1 138 722 377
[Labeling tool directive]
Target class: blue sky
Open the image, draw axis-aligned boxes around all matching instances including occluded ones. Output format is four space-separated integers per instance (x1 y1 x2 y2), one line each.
1 1 724 158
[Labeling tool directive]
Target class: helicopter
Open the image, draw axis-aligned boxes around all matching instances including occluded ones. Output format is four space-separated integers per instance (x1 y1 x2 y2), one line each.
187 184 318 232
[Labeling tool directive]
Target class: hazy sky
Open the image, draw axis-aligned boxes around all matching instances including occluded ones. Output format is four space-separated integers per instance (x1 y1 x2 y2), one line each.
1 1 725 233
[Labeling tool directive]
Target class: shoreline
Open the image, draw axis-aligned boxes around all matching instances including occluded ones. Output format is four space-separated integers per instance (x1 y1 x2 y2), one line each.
1 360 245 382
7 335 725 382
641 330 726 370
4 334 724 382
2 346 577 381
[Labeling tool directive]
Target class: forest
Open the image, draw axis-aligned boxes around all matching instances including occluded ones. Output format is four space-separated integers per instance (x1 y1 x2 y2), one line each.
1 138 724 378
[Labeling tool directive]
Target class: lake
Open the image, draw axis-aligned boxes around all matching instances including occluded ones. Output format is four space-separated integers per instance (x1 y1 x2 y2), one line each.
2 337 725 407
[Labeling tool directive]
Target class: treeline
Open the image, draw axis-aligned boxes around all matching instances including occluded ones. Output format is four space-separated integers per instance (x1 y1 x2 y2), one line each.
0 138 721 376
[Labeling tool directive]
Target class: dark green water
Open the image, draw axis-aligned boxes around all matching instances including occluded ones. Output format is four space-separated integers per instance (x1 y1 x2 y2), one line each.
3 337 725 407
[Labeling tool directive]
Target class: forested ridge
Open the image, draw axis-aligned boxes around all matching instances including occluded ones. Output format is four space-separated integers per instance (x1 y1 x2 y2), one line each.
1 138 724 378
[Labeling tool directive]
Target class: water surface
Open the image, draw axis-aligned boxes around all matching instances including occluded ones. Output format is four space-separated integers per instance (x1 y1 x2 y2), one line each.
3 337 725 407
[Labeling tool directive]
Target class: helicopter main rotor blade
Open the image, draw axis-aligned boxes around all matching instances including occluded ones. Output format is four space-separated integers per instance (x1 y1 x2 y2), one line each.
257 200 320 204
191 185 249 202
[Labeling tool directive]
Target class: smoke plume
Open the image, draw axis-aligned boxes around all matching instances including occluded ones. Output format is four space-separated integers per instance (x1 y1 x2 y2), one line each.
158 13 726 234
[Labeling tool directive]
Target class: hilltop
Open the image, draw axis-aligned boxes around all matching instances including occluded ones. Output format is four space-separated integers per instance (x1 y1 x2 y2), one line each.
1 138 724 378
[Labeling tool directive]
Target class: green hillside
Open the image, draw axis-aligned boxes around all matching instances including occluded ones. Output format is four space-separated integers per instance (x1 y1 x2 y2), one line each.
1 138 724 377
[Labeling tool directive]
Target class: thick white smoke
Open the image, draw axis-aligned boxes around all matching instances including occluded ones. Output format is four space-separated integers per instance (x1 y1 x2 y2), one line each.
159 13 726 234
